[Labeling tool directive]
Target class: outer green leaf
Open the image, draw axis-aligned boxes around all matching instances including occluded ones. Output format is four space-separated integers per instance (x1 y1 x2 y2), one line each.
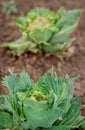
41 38 75 53
0 38 29 56
15 17 28 30
3 73 19 93
3 71 33 93
48 125 70 130
0 111 13 129
51 9 82 44
60 97 83 129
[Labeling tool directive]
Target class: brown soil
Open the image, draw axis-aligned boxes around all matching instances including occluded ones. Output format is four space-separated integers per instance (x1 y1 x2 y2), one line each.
0 0 85 116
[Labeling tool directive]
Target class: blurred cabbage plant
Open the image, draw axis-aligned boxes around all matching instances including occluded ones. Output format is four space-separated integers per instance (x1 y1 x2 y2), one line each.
2 0 18 15
0 7 82 57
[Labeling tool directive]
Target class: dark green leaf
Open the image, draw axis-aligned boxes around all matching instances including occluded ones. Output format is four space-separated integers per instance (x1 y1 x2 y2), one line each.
0 111 13 129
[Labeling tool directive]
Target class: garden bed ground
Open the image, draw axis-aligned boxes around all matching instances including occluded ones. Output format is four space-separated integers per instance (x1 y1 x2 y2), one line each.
0 0 85 116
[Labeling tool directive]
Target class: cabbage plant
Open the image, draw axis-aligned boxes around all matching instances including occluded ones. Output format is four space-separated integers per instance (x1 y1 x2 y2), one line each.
0 7 82 56
0 70 85 130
